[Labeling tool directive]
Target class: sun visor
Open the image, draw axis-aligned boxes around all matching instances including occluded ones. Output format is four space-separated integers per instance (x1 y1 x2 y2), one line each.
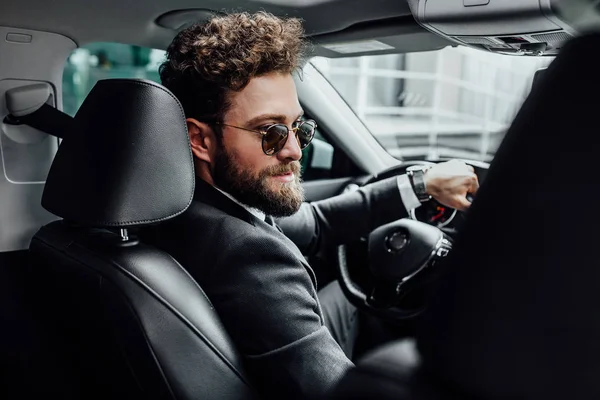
410 0 600 56
311 17 454 58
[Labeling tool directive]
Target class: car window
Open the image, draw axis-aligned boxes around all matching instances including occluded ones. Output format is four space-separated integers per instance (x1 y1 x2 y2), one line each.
300 128 334 180
63 43 342 181
63 43 164 116
311 47 554 162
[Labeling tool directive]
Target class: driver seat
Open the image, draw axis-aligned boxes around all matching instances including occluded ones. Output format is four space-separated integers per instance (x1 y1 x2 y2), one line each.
28 79 255 400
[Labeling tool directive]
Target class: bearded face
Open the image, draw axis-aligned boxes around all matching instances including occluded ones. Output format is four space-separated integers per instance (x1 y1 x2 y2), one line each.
213 144 304 217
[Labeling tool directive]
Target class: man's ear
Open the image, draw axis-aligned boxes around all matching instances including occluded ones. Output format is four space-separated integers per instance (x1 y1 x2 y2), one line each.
186 118 218 164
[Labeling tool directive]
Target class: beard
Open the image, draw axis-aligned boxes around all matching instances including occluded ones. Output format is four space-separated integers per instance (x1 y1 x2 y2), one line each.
212 146 305 217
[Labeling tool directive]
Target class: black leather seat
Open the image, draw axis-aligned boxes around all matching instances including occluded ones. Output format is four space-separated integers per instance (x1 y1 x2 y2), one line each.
28 79 255 400
331 32 600 400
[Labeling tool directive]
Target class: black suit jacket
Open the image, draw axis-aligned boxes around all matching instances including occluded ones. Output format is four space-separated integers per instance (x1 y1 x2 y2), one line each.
141 177 407 399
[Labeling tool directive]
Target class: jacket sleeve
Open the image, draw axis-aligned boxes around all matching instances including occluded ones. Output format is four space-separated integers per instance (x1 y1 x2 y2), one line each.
277 176 408 257
205 231 354 400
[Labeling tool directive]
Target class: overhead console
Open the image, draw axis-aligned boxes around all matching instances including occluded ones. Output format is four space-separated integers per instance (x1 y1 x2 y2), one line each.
411 0 600 56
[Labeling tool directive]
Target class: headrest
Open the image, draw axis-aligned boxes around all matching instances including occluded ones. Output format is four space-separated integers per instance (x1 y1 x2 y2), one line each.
416 33 600 399
42 79 194 227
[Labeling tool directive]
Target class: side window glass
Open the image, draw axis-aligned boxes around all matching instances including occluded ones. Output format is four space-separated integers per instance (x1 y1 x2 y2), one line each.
300 128 334 181
62 43 165 116
62 44 353 181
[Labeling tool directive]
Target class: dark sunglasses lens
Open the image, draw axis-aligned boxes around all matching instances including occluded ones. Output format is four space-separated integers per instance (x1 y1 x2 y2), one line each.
263 125 289 155
297 121 316 149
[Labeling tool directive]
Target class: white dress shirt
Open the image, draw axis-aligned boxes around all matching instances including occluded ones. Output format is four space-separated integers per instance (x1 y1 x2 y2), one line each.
396 174 422 211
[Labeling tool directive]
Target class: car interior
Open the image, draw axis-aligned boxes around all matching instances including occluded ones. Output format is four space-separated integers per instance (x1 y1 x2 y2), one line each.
2 0 600 399
331 31 600 400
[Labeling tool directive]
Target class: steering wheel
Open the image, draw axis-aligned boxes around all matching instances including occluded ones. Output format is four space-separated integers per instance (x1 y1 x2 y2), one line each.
336 161 453 321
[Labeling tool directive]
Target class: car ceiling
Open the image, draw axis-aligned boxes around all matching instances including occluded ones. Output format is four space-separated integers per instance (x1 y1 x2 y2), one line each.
0 0 453 55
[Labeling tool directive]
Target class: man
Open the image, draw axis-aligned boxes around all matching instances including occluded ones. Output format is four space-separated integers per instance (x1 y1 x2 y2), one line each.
142 11 479 399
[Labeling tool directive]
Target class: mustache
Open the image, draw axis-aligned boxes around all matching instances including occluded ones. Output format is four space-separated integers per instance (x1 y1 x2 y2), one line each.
263 161 301 176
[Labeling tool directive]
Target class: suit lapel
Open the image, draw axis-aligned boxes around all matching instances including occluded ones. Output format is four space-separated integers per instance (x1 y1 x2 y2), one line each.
194 178 319 289
193 178 255 226
264 215 276 227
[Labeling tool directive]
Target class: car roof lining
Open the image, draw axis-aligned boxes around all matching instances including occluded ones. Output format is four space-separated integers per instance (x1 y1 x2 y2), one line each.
0 0 453 54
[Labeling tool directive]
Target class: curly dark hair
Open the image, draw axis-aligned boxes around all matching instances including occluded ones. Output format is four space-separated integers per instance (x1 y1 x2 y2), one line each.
159 12 308 126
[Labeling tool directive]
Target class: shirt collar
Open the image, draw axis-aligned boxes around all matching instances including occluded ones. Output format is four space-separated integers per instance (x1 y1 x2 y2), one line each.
213 186 266 222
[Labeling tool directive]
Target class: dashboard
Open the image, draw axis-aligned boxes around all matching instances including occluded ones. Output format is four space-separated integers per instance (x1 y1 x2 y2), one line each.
410 201 458 229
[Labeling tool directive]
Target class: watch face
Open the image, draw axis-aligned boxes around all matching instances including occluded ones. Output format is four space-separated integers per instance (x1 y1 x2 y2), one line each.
406 165 428 173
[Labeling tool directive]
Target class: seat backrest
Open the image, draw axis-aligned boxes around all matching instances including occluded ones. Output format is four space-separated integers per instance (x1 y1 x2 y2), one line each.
28 79 255 400
415 33 600 399
0 250 80 399
331 32 600 400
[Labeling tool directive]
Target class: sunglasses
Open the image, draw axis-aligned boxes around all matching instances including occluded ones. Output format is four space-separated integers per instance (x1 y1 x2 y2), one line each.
217 119 317 156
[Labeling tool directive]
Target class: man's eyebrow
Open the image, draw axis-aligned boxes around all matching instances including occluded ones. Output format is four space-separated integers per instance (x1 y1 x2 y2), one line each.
245 111 305 127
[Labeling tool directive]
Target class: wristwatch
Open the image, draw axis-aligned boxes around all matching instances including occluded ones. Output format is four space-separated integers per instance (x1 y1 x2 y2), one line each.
406 165 432 203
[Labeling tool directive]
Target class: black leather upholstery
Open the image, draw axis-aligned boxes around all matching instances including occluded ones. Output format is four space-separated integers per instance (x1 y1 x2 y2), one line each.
416 33 600 400
29 79 254 399
331 33 600 400
42 79 195 227
0 251 77 399
30 223 254 400
329 341 462 400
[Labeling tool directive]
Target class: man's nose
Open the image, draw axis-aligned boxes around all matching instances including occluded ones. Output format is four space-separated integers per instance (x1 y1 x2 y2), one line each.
276 129 302 161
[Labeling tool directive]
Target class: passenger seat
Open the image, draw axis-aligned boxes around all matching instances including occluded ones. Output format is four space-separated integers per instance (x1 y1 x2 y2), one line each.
28 79 256 400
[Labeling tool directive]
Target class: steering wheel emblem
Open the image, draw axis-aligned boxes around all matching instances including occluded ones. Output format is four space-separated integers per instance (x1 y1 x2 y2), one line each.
385 230 409 253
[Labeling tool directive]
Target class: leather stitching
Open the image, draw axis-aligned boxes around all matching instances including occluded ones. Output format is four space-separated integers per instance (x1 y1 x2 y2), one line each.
98 274 179 400
34 235 253 389
77 79 196 227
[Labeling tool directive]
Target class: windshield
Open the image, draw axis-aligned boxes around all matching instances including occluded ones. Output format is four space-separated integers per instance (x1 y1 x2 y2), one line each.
311 47 553 162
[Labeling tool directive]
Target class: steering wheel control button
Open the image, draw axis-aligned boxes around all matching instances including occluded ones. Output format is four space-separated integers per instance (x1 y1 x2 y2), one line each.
386 231 409 253
436 247 449 257
435 238 453 258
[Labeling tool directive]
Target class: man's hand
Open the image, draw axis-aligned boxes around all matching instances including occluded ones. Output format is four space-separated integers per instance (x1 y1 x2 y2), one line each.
424 160 479 211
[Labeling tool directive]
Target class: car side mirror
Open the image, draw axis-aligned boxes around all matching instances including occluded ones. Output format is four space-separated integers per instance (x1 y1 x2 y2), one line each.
301 137 334 179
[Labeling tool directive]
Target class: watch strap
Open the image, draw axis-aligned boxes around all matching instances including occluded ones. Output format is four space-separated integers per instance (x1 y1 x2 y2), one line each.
407 168 431 202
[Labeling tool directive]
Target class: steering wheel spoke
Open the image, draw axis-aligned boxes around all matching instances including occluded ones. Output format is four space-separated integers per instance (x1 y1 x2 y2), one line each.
337 219 452 321
367 280 402 309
